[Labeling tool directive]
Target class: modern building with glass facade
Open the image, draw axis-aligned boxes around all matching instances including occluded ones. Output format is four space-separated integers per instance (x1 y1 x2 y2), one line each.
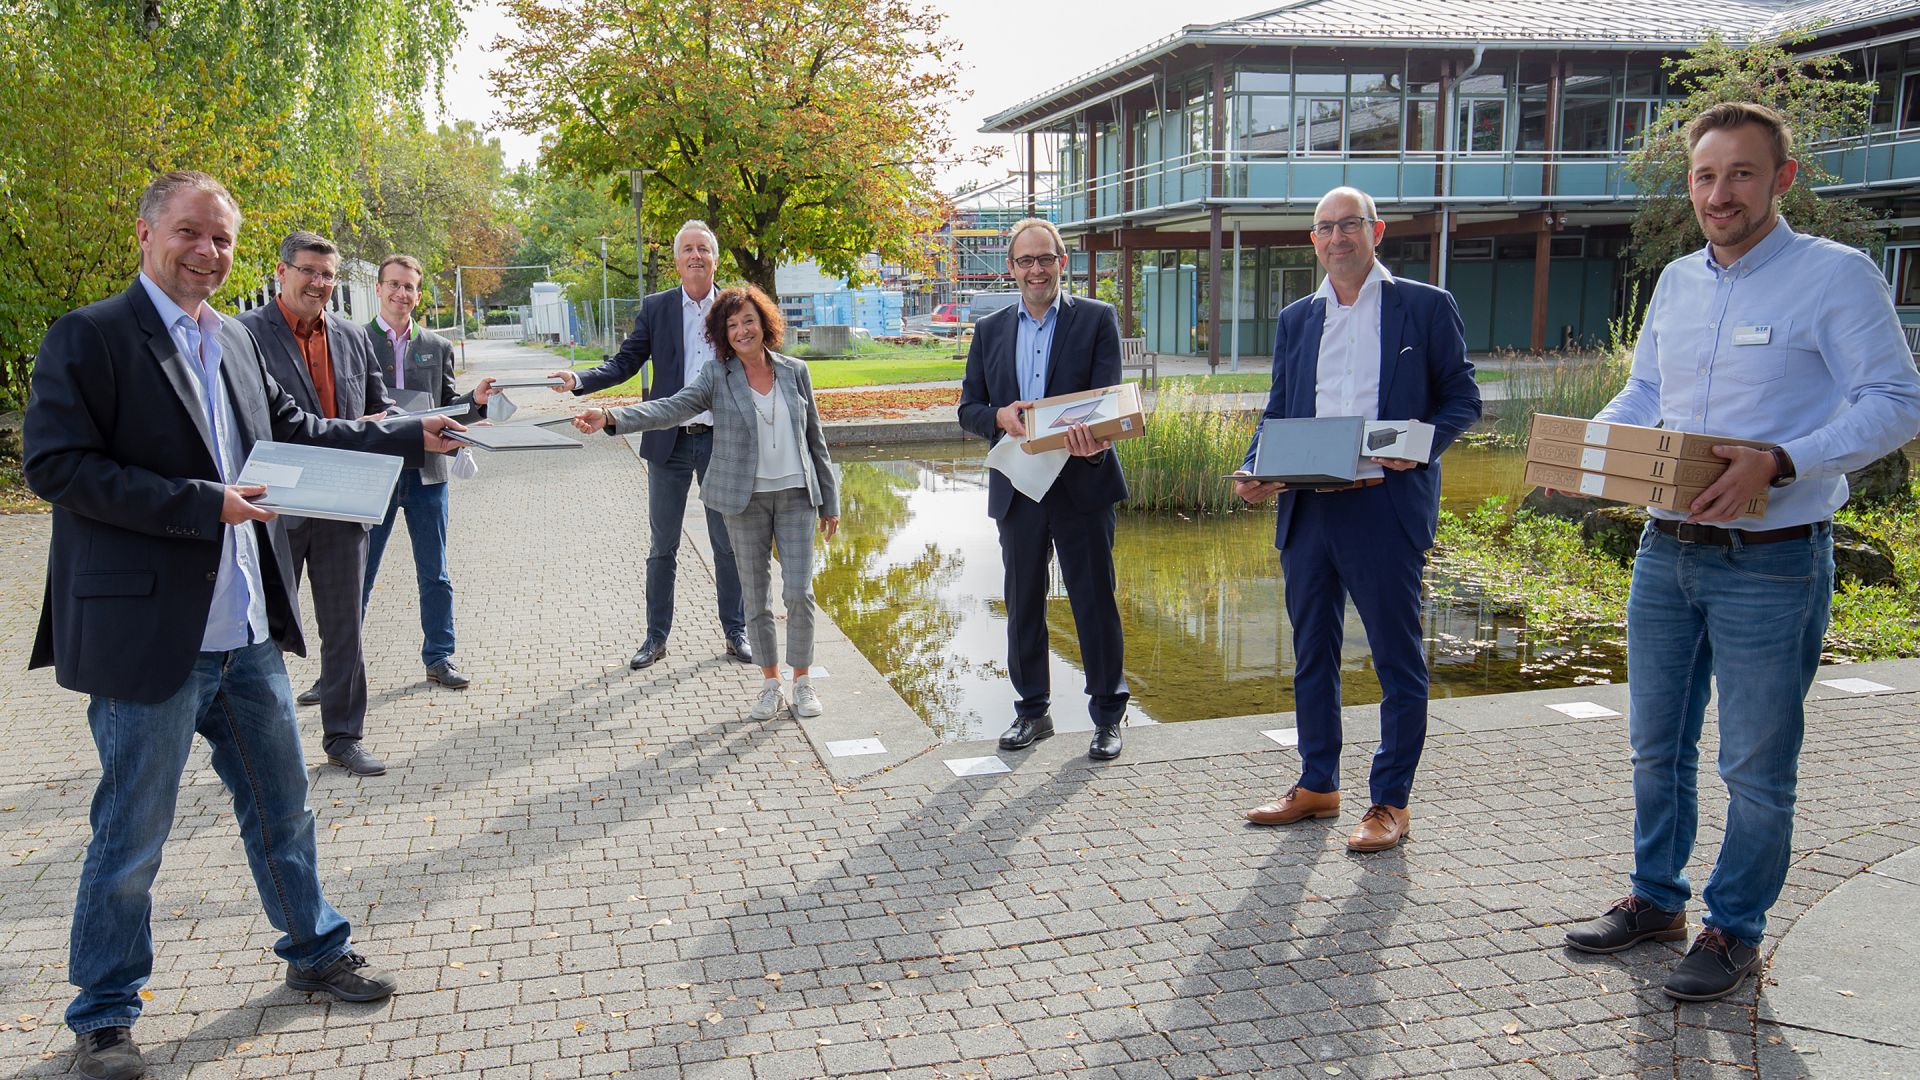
979 0 1920 360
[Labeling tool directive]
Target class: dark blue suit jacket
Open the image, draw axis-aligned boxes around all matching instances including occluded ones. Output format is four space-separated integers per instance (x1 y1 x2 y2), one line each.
24 281 424 703
572 287 702 465
1242 277 1481 551
958 293 1128 519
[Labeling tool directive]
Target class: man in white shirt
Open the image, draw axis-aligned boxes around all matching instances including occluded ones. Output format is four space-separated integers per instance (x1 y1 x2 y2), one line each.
1234 186 1482 852
548 221 749 670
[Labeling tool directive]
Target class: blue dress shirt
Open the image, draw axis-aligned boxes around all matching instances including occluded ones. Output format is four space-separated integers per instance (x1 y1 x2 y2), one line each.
1596 217 1920 527
138 274 269 651
1014 293 1061 403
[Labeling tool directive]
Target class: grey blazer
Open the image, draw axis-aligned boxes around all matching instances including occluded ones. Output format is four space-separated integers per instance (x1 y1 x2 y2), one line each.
361 319 477 485
606 351 838 519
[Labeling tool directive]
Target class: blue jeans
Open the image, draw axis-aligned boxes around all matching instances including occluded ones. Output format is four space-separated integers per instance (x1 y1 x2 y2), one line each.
1625 522 1833 946
67 642 352 1033
644 429 744 644
362 470 455 668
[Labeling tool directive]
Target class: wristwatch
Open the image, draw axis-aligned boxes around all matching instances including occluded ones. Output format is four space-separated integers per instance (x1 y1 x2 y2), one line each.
1767 445 1796 488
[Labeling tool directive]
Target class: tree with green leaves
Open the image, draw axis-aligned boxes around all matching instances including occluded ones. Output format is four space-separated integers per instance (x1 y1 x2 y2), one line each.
1623 31 1879 279
490 0 988 299
0 0 461 407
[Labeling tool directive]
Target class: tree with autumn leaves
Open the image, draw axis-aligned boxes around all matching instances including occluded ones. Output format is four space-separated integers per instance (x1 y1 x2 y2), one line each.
490 0 988 299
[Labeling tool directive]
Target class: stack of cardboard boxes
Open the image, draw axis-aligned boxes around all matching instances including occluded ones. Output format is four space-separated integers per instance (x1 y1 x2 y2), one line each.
1523 414 1772 518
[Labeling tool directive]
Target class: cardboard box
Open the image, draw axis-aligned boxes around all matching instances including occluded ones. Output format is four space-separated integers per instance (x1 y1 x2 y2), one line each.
1021 382 1146 454
1364 420 1435 463
1527 438 1730 487
1527 414 1770 462
1523 461 1768 516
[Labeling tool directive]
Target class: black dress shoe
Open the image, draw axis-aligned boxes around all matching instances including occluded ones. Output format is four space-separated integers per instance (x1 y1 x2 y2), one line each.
997 714 1054 750
73 1026 145 1080
1088 726 1124 761
630 640 668 669
724 633 753 664
1663 928 1762 1001
425 659 470 689
285 950 398 1002
1564 894 1687 954
327 743 387 776
296 681 322 707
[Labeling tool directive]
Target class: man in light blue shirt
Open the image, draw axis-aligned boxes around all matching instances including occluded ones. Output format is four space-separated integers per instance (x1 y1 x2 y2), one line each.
1564 103 1920 1001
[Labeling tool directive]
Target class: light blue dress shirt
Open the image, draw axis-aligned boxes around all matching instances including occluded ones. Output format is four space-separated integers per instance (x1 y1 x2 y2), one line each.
138 274 269 651
1596 217 1920 528
1014 293 1061 403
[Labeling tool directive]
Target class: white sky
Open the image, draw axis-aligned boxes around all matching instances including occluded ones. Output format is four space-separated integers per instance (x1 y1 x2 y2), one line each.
434 0 1247 189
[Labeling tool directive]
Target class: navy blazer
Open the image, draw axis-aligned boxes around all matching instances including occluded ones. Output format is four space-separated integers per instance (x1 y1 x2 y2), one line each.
572 287 703 465
1242 276 1482 551
957 293 1129 519
24 281 425 703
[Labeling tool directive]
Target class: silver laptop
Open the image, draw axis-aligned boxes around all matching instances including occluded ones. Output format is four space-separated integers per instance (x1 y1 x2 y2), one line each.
446 423 583 452
385 389 469 418
488 376 568 389
1230 416 1366 488
236 441 404 524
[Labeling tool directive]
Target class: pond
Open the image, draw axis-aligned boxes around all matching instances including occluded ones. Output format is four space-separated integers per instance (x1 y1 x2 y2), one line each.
815 439 1625 744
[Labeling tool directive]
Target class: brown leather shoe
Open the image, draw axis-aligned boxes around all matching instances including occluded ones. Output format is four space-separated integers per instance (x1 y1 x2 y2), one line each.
1244 784 1339 825
1347 804 1411 852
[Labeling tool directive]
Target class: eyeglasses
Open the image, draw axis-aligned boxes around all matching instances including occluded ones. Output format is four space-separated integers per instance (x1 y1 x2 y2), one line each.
381 280 421 295
1311 217 1375 239
286 263 341 285
1012 253 1062 270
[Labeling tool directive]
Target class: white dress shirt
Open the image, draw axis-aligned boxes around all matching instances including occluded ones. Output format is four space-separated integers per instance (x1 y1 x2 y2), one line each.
1312 260 1393 480
751 382 806 492
681 287 717 428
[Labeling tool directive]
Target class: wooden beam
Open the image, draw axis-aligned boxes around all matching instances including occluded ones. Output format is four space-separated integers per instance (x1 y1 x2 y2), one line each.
1531 223 1552 353
1207 206 1223 370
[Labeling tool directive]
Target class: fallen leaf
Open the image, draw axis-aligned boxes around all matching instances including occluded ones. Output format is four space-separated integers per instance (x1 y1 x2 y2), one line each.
1837 990 1856 997
704 1011 722 1024
235 1042 253 1052
1503 1022 1519 1035
448 961 465 969
573 1022 586 1032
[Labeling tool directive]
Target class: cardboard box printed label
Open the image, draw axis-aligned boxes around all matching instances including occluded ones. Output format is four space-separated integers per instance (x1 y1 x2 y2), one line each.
1522 461 1768 516
1528 414 1770 462
1527 438 1730 487
1021 382 1146 454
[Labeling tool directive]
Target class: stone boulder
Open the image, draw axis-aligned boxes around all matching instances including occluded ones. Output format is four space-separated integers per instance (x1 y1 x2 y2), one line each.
1845 449 1912 507
1832 522 1899 588
1580 505 1649 563
1521 486 1619 524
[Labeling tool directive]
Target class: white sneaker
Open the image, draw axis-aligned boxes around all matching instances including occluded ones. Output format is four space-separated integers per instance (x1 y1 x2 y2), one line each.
750 684 784 720
792 683 824 718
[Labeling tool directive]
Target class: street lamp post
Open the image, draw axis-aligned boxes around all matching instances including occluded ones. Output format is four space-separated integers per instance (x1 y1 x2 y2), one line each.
629 168 654 294
596 235 610 359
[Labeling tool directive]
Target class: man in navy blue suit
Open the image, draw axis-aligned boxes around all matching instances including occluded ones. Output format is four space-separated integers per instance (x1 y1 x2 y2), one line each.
548 221 749 670
958 218 1131 761
1235 187 1481 851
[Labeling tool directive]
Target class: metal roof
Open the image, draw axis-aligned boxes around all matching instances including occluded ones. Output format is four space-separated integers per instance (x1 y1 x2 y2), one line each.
981 0 1920 132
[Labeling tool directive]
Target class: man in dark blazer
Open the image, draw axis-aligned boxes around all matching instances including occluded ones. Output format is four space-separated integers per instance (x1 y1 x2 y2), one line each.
237 231 392 776
1235 186 1482 852
359 253 493 692
24 171 465 1080
958 218 1131 761
546 220 748 670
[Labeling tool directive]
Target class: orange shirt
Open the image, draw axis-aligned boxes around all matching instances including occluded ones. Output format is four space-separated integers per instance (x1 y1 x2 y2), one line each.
274 296 336 418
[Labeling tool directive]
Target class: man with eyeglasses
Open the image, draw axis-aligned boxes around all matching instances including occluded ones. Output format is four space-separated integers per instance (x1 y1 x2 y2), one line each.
1234 186 1481 851
958 217 1131 761
236 232 393 776
359 254 496 704
545 221 750 672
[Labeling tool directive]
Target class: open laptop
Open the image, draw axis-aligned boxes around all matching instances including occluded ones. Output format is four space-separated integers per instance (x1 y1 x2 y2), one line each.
236 441 405 524
1228 416 1366 488
445 423 582 452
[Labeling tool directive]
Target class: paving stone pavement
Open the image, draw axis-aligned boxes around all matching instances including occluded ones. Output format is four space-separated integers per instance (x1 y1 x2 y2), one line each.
1 340 1917 1079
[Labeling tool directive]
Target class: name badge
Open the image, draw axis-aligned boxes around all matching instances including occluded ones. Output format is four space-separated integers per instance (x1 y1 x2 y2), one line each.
1732 325 1772 346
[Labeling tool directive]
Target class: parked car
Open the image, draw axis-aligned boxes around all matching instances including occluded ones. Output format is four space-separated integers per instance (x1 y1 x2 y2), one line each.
931 303 962 324
967 292 1021 323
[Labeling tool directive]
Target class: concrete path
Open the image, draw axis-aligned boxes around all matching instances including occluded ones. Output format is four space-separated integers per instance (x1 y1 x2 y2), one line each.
0 337 1914 1079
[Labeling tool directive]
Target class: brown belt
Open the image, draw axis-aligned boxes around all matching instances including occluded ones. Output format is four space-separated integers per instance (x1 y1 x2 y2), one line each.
1653 518 1822 546
1315 477 1386 493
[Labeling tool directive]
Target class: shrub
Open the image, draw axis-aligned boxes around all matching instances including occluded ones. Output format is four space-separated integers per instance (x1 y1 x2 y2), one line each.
1117 384 1259 514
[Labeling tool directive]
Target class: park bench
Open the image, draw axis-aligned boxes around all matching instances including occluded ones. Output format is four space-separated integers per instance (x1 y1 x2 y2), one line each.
1121 336 1156 389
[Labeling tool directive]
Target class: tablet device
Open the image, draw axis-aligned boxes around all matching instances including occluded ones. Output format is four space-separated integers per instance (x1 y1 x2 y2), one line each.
488 376 568 389
237 441 404 524
445 423 583 451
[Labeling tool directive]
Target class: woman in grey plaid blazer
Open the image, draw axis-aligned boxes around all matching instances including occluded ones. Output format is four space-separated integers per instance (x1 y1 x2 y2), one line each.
574 286 839 721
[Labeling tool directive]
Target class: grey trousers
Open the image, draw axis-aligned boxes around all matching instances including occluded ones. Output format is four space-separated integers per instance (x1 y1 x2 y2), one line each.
287 518 370 752
723 487 819 669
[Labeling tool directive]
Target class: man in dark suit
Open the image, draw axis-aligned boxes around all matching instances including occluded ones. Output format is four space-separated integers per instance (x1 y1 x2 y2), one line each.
359 254 494 692
23 171 465 1080
237 231 391 776
958 217 1130 761
1235 186 1482 852
546 220 749 670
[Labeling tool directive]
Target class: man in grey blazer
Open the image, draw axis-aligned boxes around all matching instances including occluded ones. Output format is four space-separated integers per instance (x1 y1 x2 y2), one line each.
359 254 493 693
235 232 392 777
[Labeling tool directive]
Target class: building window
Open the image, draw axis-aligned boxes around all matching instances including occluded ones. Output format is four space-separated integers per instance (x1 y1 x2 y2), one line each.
1187 92 1210 158
1903 72 1920 130
1238 94 1291 154
1561 97 1611 152
1306 97 1344 153
1458 99 1506 153
1890 246 1920 305
1349 76 1401 154
1405 97 1438 152
1452 238 1493 260
1616 100 1655 150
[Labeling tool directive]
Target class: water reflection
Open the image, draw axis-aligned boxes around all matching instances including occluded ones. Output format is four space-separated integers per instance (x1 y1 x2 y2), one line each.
819 441 1625 743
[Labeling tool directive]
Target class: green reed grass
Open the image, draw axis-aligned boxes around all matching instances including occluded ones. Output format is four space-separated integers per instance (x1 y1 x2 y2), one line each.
1117 384 1260 514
